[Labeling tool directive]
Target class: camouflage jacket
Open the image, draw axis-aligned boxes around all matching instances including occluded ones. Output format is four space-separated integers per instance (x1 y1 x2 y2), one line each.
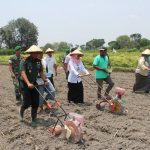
20 56 43 84
9 55 23 76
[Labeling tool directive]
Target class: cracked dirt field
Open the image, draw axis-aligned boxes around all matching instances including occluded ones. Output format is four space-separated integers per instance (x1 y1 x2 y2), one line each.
0 65 150 150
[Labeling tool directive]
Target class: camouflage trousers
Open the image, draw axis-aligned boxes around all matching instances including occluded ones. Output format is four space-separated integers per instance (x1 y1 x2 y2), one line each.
13 77 21 101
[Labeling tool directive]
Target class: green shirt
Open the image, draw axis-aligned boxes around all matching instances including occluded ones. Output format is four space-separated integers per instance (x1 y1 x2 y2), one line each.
20 56 42 84
93 55 109 79
9 54 22 76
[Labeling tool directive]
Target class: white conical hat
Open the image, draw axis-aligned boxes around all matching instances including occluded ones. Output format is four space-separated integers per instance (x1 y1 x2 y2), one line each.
141 49 150 55
45 48 54 53
25 45 43 53
70 49 84 56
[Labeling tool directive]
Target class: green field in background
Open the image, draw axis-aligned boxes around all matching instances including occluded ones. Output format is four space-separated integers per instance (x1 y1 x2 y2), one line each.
0 50 140 72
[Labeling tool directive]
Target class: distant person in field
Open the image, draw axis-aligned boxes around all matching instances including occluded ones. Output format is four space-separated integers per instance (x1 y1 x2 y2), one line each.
93 47 114 100
67 49 89 104
43 48 57 87
133 49 150 93
9 46 23 104
63 47 77 79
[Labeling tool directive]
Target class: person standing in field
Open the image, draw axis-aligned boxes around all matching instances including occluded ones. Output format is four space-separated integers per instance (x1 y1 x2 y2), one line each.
133 49 150 93
19 45 47 126
43 48 57 87
63 47 77 79
9 46 23 104
67 49 89 104
36 52 56 112
93 47 114 100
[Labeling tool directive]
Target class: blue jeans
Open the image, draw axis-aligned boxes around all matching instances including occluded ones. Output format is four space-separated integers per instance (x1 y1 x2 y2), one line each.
38 80 55 106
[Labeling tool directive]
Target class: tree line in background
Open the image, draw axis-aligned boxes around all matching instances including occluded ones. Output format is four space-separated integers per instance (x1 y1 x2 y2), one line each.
0 18 38 50
0 17 150 52
108 34 150 50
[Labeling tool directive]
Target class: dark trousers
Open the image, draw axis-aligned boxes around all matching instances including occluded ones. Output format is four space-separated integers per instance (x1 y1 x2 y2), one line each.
65 71 69 80
133 73 150 92
48 74 55 87
96 75 114 98
21 83 39 121
68 82 84 103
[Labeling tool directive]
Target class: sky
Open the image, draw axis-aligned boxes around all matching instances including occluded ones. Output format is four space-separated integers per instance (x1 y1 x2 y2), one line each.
1 0 150 46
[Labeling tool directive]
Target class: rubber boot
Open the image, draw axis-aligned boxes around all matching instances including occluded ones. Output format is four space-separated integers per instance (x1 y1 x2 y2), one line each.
19 107 25 122
31 108 38 126
15 88 21 105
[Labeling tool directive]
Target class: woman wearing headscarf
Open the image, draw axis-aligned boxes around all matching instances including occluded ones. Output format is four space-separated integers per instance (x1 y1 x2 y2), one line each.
67 49 89 104
133 49 150 93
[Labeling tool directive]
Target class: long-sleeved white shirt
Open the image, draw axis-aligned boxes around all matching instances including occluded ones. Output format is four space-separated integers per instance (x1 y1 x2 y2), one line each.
64 53 71 64
135 56 150 76
68 58 89 83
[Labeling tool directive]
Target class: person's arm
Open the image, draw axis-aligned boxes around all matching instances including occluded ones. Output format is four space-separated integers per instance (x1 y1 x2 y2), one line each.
53 58 57 76
9 63 15 78
93 65 108 72
63 56 69 73
8 57 15 78
107 54 111 68
54 64 57 76
139 57 149 70
39 62 48 84
21 71 34 88
93 56 108 72
63 63 68 73
40 71 47 82
20 60 34 89
69 61 79 76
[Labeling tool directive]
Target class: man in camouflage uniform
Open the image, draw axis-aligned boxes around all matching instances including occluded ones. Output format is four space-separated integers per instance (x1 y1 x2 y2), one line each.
9 46 23 103
19 45 47 126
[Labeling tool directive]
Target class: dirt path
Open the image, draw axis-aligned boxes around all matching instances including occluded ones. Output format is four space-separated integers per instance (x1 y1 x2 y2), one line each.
0 65 150 150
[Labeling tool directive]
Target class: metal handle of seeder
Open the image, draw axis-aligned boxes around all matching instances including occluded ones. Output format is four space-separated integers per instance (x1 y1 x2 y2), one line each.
34 86 68 125
80 74 110 100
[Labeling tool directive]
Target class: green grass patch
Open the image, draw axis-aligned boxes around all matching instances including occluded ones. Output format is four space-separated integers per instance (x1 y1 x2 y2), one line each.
0 55 10 64
0 50 140 72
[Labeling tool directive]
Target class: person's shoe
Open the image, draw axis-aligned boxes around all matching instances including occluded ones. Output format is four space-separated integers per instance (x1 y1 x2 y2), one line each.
31 108 38 125
16 101 20 106
19 111 24 122
16 95 21 100
16 96 22 105
145 91 149 93
19 107 25 122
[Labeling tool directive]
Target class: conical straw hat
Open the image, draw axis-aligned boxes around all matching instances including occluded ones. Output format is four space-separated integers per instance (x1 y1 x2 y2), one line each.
141 49 150 55
25 45 43 53
70 49 84 56
45 48 54 53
